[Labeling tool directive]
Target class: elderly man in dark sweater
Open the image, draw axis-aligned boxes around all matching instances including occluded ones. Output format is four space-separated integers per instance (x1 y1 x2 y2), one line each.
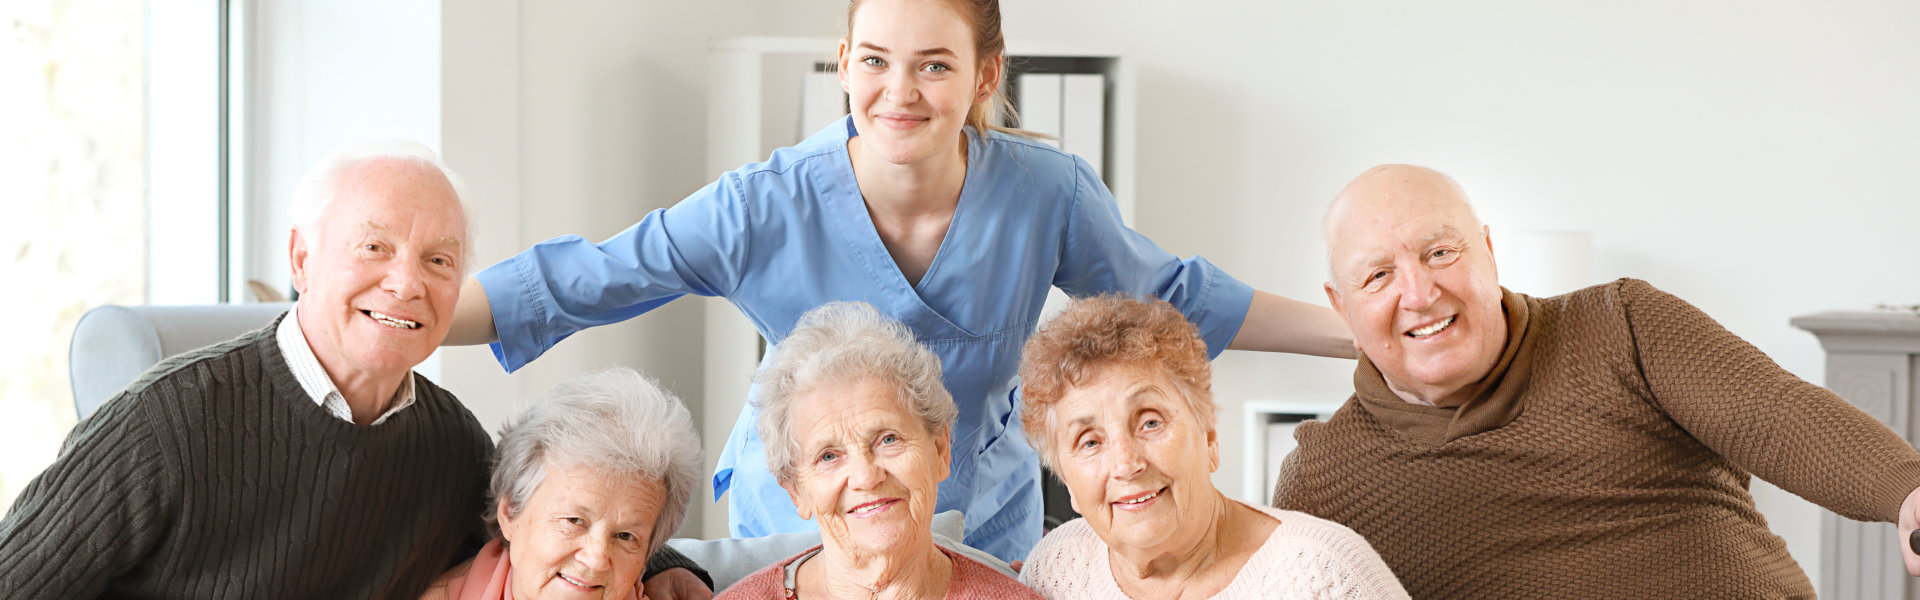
0 142 705 599
1273 163 1920 598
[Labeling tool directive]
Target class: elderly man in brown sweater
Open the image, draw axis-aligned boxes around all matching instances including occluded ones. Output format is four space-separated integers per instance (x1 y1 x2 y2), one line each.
1272 163 1920 598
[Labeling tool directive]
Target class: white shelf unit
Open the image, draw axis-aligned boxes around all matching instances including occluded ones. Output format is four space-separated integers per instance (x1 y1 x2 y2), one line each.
700 36 1136 537
1241 397 1346 505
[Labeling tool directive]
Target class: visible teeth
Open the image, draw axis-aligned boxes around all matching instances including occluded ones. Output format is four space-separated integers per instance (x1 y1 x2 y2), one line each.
368 311 420 330
1408 316 1455 338
853 502 888 514
1119 491 1160 505
558 573 595 588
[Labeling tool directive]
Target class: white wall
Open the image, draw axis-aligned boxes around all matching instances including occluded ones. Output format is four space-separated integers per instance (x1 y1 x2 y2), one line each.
258 0 1920 577
244 1 443 298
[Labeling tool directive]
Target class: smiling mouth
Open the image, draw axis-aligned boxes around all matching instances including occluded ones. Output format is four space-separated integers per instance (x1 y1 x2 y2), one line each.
873 113 928 128
361 310 420 330
849 498 898 515
1114 487 1164 506
1406 315 1455 339
556 572 600 589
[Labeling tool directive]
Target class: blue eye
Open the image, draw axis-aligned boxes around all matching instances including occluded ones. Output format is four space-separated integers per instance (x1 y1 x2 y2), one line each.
1142 419 1162 430
880 433 900 445
924 62 949 73
862 56 885 68
819 450 839 463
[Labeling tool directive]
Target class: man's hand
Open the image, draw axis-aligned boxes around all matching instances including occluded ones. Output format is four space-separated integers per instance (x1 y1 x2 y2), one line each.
643 567 713 600
1901 484 1920 576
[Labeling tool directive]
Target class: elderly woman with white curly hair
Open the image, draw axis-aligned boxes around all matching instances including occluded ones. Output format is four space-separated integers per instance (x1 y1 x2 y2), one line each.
421 368 709 600
717 302 1040 599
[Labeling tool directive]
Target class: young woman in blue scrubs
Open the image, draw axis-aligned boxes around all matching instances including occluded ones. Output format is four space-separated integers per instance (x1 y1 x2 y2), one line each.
445 0 1352 563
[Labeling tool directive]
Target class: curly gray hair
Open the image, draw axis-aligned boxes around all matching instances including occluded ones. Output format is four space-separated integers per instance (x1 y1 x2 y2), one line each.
754 302 957 485
485 367 701 557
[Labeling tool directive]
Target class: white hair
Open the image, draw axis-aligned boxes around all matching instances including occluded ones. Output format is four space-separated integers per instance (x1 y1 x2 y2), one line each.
485 368 703 557
754 302 957 485
289 140 476 267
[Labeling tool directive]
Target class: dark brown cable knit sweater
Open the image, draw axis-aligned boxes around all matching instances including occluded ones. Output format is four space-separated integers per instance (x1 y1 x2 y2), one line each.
0 316 495 599
1273 278 1920 599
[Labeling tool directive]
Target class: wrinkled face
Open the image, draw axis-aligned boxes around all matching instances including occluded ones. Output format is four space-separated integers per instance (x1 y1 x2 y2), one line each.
498 462 666 600
838 0 997 166
783 377 951 559
1048 363 1219 557
290 158 465 385
1324 177 1506 406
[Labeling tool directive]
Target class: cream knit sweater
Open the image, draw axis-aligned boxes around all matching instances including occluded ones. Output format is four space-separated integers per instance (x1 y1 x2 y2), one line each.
1020 502 1408 599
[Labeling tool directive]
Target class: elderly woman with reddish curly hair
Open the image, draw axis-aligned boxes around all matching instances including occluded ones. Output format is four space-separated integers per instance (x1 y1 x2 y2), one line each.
1016 295 1408 599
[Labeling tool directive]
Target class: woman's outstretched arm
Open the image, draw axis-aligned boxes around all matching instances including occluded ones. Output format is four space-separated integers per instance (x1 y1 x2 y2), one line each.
443 277 498 346
1227 290 1356 358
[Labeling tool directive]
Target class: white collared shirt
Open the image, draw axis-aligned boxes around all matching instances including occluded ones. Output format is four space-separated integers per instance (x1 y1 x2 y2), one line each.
276 303 417 425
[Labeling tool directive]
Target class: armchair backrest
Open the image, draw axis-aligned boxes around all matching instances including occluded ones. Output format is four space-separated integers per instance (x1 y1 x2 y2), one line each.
68 303 295 420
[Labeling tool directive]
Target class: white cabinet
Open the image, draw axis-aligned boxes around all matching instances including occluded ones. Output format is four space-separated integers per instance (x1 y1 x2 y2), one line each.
1241 397 1345 505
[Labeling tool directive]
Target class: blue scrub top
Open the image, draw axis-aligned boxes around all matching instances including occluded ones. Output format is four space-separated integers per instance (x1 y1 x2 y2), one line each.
477 116 1253 562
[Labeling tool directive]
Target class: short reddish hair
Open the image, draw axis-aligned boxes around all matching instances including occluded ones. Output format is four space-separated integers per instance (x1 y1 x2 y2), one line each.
1018 295 1214 468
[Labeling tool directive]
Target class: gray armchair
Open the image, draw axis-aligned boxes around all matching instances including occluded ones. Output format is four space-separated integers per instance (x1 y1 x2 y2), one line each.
68 303 295 420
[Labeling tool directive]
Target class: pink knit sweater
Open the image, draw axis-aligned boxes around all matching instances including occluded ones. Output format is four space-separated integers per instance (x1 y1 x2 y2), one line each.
717 544 1041 599
1021 502 1408 599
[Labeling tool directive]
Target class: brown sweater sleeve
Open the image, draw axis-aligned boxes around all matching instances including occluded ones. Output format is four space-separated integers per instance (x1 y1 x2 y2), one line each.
1620 278 1920 522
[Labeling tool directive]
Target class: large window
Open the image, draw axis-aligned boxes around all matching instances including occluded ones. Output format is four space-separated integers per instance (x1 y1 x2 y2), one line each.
0 0 228 513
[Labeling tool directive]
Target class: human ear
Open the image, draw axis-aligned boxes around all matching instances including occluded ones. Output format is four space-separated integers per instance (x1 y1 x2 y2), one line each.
975 53 1003 103
783 480 812 521
1323 282 1345 318
289 228 312 295
836 38 852 91
495 496 516 543
933 426 953 484
1206 425 1220 473
1481 224 1497 275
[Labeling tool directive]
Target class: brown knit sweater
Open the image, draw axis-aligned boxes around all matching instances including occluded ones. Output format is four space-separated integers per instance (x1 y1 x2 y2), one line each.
1272 278 1920 599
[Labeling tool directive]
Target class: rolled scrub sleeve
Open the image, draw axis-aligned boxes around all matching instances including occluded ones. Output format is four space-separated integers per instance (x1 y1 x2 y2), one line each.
1621 278 1920 521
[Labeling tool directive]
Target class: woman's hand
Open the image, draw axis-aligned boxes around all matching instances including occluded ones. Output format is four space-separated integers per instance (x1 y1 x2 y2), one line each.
1901 483 1920 576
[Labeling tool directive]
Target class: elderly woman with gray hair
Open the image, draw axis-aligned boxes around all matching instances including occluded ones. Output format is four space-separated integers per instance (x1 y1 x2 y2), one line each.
421 368 708 600
716 302 1039 599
